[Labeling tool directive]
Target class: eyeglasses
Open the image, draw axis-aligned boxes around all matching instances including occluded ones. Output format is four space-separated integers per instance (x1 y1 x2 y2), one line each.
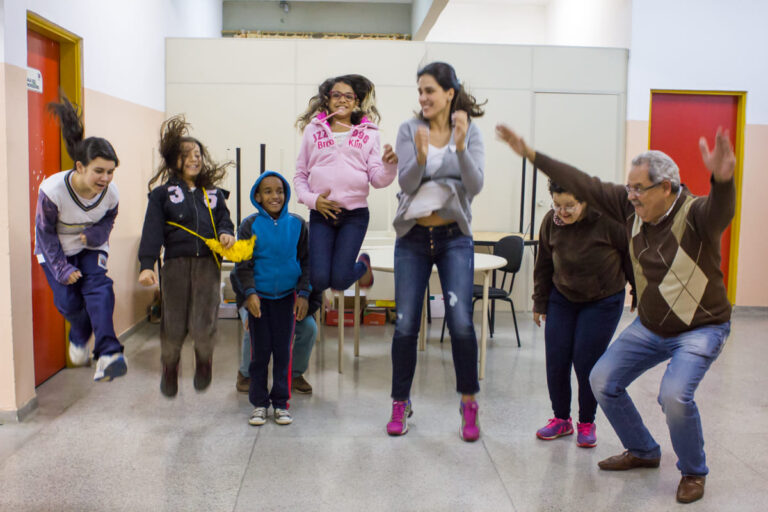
329 91 355 101
625 182 662 196
551 203 580 214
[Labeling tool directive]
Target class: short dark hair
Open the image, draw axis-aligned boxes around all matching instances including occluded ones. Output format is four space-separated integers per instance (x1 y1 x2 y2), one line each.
548 179 582 202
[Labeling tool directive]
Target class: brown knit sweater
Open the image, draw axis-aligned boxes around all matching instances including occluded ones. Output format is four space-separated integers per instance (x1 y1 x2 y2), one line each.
533 208 633 314
534 152 735 336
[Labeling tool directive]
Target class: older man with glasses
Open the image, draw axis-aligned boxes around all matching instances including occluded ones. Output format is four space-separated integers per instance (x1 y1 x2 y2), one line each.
496 124 736 505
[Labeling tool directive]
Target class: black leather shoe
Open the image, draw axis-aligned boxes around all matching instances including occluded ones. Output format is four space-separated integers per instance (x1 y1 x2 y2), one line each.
160 363 179 398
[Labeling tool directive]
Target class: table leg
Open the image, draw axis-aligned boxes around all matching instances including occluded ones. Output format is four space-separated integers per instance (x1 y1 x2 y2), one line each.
480 270 490 380
354 282 361 357
337 290 344 374
418 290 427 351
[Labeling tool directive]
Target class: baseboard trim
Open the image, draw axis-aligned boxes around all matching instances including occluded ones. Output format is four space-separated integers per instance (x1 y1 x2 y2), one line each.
118 317 149 341
0 396 39 424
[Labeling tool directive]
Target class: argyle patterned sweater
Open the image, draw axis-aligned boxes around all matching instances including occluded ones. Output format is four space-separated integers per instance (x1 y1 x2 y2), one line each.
533 152 734 337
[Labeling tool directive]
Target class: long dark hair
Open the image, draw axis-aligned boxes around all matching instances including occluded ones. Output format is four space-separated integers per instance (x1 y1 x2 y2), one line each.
416 62 486 121
148 115 230 191
47 96 119 167
296 74 380 131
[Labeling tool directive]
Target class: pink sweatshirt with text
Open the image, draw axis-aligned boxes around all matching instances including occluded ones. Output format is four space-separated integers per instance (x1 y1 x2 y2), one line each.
293 113 397 210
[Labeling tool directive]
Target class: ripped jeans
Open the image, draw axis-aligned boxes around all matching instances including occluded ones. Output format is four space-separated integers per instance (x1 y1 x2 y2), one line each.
391 223 479 400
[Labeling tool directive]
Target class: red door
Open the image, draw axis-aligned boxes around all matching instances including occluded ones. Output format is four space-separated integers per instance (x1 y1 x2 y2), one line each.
649 92 739 291
28 28 66 385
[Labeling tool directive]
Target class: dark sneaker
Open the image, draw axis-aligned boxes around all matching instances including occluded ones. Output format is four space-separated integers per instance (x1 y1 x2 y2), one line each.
292 375 312 394
236 371 250 393
160 362 179 397
460 400 480 442
274 408 293 425
357 253 374 288
536 417 574 440
193 357 212 392
386 400 412 436
249 407 267 426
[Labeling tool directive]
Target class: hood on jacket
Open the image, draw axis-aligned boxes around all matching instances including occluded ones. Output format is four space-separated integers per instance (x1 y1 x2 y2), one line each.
250 170 291 217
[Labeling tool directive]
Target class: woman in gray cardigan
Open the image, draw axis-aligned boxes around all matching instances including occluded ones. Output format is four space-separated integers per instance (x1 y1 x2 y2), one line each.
386 62 486 441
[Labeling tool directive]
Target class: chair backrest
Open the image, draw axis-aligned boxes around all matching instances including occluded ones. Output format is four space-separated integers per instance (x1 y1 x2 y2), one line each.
493 235 525 274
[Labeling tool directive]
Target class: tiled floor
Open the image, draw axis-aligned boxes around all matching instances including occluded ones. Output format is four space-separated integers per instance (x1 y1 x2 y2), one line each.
1 308 766 511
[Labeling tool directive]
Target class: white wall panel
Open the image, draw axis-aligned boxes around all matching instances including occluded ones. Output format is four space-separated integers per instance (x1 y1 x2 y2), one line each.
167 39 628 308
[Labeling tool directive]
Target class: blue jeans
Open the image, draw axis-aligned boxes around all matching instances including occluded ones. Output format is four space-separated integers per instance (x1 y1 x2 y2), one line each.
309 207 369 291
41 249 123 359
544 287 624 423
391 224 479 399
239 306 317 379
590 317 730 476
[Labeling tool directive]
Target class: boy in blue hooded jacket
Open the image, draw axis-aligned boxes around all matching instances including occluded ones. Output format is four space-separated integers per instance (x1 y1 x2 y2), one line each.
234 171 310 426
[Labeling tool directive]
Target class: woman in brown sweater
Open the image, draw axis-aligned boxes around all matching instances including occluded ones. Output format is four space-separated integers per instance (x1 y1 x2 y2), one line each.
533 179 634 448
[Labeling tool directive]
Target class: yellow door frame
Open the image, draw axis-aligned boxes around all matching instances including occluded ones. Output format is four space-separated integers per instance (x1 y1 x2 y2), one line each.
26 10 83 172
27 11 83 368
648 89 746 304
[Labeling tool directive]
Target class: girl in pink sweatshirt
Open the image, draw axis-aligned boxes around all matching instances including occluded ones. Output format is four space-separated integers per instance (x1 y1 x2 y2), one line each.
294 74 398 293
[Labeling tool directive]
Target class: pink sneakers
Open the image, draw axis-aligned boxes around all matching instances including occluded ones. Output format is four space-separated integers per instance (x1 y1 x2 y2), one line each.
536 417 574 440
386 400 412 436
460 400 480 442
576 422 597 447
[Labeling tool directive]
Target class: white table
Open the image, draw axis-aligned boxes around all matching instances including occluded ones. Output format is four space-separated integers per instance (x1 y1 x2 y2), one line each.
331 248 506 380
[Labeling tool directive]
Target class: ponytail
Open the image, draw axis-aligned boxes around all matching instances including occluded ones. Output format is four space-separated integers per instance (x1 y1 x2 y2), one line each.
48 95 119 167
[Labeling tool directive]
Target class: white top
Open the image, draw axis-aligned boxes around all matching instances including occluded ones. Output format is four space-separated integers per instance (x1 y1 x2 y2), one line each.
332 130 350 145
404 144 453 220
36 170 119 256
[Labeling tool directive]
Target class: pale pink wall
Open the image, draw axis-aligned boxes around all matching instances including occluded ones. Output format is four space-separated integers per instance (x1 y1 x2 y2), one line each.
0 63 36 412
82 89 163 335
735 124 768 306
0 73 164 415
626 120 768 307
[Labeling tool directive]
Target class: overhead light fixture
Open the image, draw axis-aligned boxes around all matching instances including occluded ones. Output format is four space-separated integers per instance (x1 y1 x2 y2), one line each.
280 1 290 13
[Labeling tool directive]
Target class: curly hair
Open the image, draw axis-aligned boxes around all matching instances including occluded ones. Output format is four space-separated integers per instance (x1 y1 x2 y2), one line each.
296 74 380 131
148 115 230 191
48 95 119 167
416 62 486 121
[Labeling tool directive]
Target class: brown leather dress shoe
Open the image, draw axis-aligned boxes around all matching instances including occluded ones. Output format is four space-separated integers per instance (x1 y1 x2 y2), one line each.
236 371 250 393
291 375 313 394
677 476 705 503
597 450 661 470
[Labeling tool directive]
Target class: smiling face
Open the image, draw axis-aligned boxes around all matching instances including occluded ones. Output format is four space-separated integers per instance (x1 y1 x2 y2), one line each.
551 192 586 225
73 157 117 198
626 162 674 223
177 141 202 186
327 81 358 122
255 176 285 218
417 73 454 121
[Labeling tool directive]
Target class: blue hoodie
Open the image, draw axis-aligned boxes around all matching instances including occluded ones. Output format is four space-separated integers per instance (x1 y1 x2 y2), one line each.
234 171 310 300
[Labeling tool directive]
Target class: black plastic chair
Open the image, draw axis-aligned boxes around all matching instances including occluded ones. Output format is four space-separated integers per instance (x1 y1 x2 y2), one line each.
440 235 524 347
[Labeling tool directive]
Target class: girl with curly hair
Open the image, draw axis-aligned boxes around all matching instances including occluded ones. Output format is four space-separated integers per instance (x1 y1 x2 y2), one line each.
138 116 235 397
294 74 398 295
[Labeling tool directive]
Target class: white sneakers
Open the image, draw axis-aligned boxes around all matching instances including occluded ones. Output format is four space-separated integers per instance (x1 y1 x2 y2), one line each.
93 353 127 382
248 407 293 426
68 341 91 366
